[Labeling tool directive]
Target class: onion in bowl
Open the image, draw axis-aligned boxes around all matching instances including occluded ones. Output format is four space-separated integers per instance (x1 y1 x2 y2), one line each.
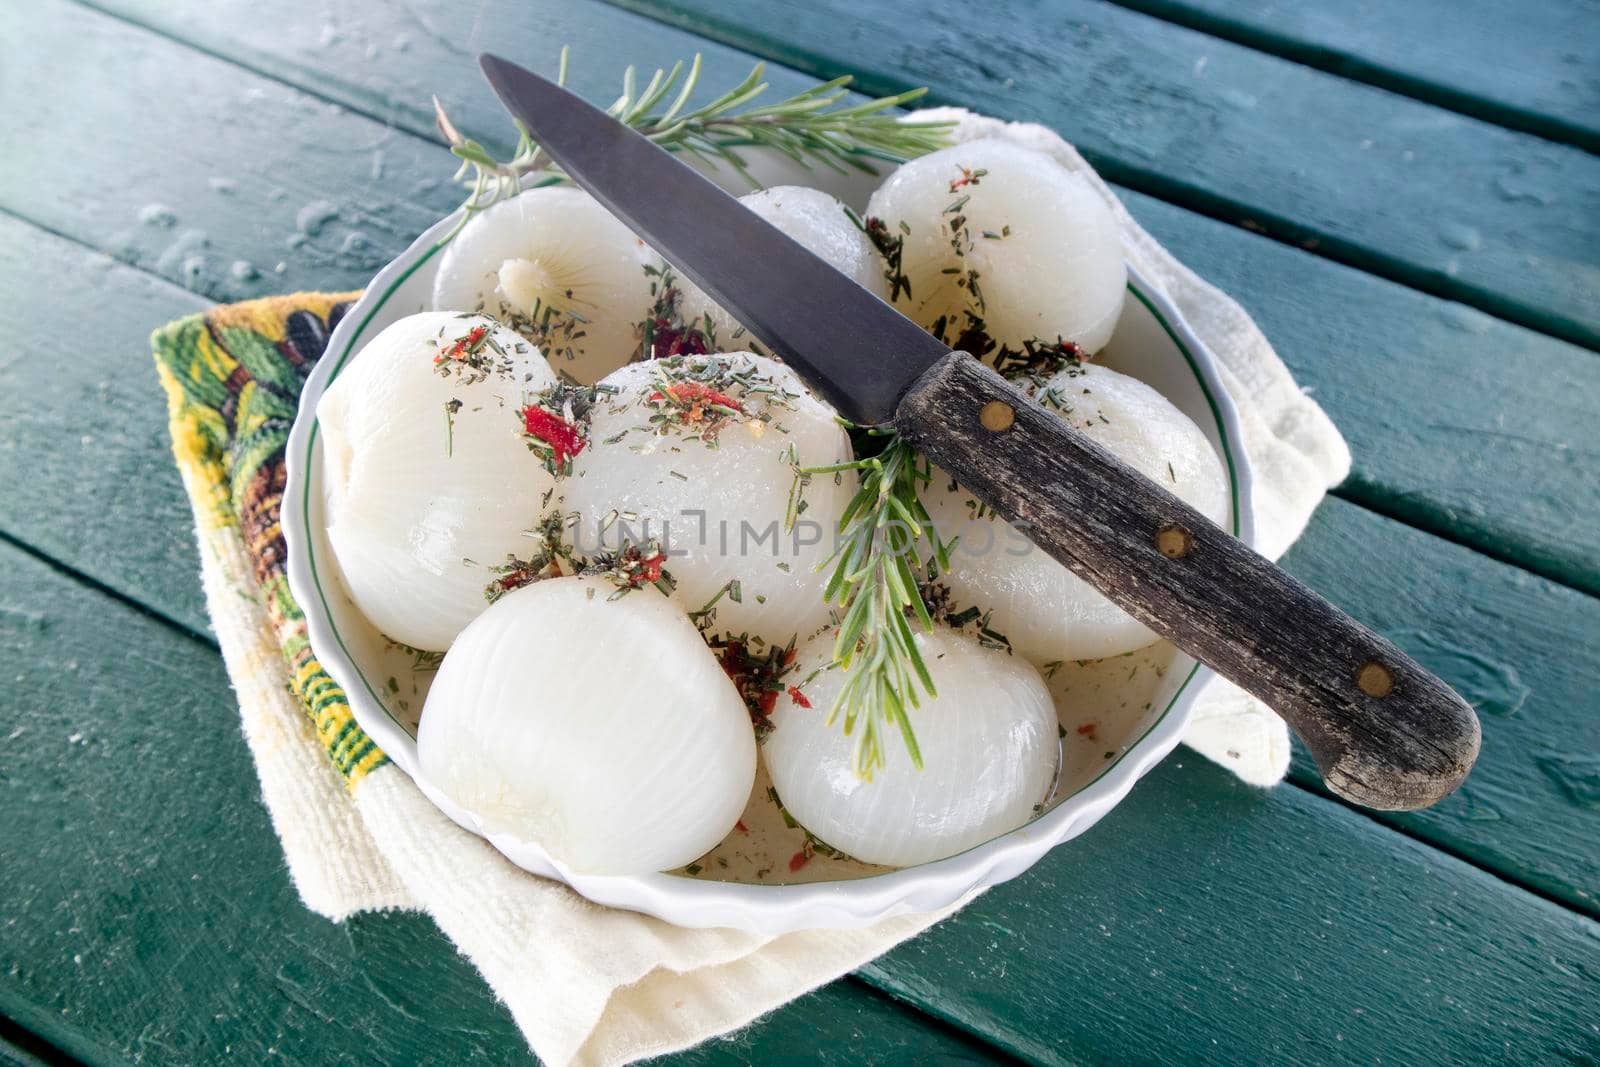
317 311 559 651
562 352 853 647
866 137 1126 354
417 575 757 875
431 186 658 384
764 624 1059 867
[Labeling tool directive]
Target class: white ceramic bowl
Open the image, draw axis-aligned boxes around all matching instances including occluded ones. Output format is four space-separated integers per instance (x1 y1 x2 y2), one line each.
283 142 1258 934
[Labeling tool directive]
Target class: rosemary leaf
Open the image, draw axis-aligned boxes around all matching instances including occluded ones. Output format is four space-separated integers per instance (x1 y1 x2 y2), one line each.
800 434 947 779
435 49 953 239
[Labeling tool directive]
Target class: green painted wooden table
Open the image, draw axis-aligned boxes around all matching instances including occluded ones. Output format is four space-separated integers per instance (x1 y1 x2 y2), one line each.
2 1 1597 1062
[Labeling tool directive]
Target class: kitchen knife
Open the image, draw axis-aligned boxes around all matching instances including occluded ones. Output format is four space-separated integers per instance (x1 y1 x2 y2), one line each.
479 54 1480 811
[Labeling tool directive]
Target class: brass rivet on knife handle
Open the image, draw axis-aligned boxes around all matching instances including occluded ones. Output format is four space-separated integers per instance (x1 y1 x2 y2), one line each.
896 352 1481 811
978 400 1015 432
1156 523 1192 559
1357 661 1395 699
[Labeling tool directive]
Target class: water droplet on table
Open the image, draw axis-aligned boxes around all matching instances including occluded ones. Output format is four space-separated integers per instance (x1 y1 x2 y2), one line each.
1534 754 1600 808
1439 224 1481 251
0 606 49 631
340 230 371 253
1493 165 1553 206
1438 305 1491 334
154 229 210 280
296 200 340 236
138 203 177 229
1388 627 1529 718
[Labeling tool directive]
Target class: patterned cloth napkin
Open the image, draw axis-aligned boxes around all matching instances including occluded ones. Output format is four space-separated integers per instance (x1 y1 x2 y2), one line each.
150 112 1349 1066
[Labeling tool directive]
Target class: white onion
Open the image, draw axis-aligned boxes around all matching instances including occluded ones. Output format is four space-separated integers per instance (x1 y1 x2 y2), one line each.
431 186 658 384
866 138 1126 353
925 362 1230 664
765 625 1058 867
676 186 889 347
417 576 756 875
563 352 852 646
317 311 558 651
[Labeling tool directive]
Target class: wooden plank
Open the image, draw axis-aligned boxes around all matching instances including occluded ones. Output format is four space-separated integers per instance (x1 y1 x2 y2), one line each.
857 751 1600 1066
0 225 211 637
3 197 1596 909
2 542 1595 1066
11 1 1600 598
1278 498 1600 915
602 0 1600 350
0 9 464 302
1109 0 1600 151
0 544 1004 1065
1118 188 1600 598
0 2 1596 903
55 0 1600 594
4 2 1592 1062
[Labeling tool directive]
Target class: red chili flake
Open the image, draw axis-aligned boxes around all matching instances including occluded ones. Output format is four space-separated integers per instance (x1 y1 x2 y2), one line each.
648 316 711 360
650 381 743 414
522 405 587 466
637 550 664 584
735 819 750 834
787 686 812 709
788 849 811 873
782 647 798 667
1077 722 1098 738
948 166 979 192
758 688 779 718
487 565 541 601
435 324 488 364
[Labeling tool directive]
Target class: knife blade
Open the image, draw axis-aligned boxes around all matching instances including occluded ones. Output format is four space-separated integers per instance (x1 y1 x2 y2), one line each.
477 54 1480 811
479 54 948 426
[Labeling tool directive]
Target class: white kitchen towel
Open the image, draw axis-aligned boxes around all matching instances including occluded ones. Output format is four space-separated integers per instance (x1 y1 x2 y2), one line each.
166 109 1349 1066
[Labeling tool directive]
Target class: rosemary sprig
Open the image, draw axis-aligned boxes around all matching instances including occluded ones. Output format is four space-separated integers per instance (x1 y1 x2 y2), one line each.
802 429 950 779
433 47 952 238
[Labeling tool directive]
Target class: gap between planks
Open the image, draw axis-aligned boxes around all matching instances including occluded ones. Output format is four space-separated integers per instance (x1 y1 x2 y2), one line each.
0 995 126 1067
1102 0 1600 154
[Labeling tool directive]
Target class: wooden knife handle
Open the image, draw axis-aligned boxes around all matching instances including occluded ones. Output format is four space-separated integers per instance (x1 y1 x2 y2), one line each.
896 353 1480 811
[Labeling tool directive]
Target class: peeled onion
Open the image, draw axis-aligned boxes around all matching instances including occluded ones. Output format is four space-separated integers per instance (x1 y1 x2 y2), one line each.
677 186 889 347
563 352 852 645
925 362 1230 665
417 576 756 874
765 625 1058 867
431 186 658 383
317 311 558 651
866 138 1126 353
